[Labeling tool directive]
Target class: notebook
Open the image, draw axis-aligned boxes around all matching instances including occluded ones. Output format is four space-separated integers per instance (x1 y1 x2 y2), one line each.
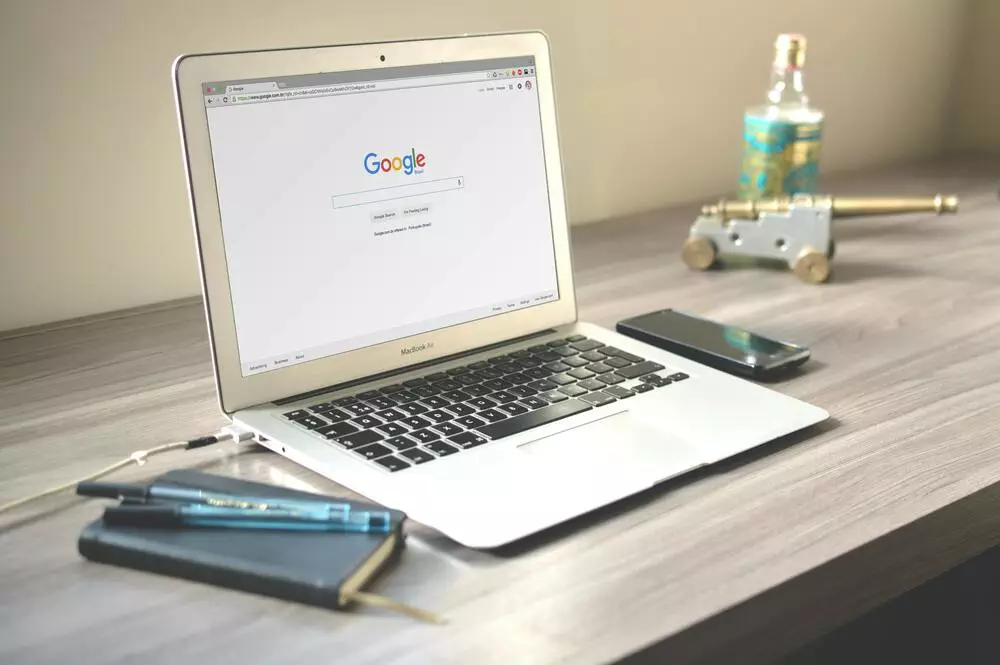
77 469 440 622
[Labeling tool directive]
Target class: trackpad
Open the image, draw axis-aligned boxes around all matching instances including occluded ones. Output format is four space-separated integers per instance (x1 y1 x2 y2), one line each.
517 411 705 481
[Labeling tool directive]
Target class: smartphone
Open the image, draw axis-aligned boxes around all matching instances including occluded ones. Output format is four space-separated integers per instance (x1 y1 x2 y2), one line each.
616 309 810 380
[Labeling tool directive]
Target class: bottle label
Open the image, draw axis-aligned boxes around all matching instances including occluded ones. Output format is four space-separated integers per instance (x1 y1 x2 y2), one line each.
739 115 823 199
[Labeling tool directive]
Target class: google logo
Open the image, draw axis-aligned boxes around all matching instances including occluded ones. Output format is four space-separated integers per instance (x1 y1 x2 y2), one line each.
364 149 427 175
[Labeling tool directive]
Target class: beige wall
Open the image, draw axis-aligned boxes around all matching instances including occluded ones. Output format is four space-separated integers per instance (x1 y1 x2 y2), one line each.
0 0 969 331
951 0 1000 153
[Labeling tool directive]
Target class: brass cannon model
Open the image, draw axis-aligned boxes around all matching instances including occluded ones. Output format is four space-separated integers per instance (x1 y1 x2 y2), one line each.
681 194 959 283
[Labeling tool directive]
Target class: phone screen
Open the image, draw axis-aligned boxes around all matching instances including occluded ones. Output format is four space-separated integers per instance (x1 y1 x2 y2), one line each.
625 310 804 364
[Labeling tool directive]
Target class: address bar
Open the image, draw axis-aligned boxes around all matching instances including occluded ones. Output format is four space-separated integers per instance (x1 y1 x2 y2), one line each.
223 71 495 106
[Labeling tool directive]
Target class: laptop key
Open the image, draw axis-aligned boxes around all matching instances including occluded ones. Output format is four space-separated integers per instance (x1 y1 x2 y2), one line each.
566 334 587 342
358 390 381 400
456 415 487 428
333 396 358 406
442 389 471 402
495 363 522 375
580 392 617 407
529 379 558 392
315 407 351 422
444 403 476 416
477 399 592 440
424 409 454 424
411 385 441 398
520 396 549 409
384 435 418 450
475 368 504 381
353 443 393 460
297 415 328 430
669 372 690 381
515 357 543 368
552 346 579 358
506 373 534 385
374 455 410 472
456 374 481 386
375 407 405 421
570 339 605 352
580 350 608 363
401 448 435 464
577 378 606 391
491 391 519 404
449 432 489 449
604 356 632 369
509 385 537 398
549 373 577 386
399 402 428 416
431 422 464 437
308 402 338 414
597 373 626 385
410 429 440 443
527 344 549 354
483 378 513 392
390 389 420 403
468 396 498 410
424 441 460 457
422 396 451 409
425 372 448 382
547 339 570 347
603 385 635 399
283 409 310 421
403 378 428 387
365 396 397 410
539 390 569 403
586 362 614 374
632 383 655 394
380 384 405 393
478 408 507 423
344 403 374 416
433 379 463 392
510 350 532 359
339 430 383 449
463 385 492 397
498 403 530 416
534 351 561 363
544 362 572 374
468 361 489 370
318 421 359 438
401 415 432 429
523 367 551 380
377 423 409 437
641 374 671 386
616 361 666 380
562 356 589 368
601 347 645 363
558 384 588 397
446 366 471 376
568 367 595 380
353 415 383 429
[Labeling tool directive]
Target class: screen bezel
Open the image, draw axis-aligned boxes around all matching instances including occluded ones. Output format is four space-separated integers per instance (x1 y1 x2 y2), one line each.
173 32 576 414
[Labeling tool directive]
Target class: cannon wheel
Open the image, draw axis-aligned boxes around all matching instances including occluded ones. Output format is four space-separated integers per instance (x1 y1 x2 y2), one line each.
793 247 831 284
682 237 717 270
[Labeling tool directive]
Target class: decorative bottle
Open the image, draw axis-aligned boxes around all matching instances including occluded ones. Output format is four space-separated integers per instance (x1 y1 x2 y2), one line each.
739 33 824 200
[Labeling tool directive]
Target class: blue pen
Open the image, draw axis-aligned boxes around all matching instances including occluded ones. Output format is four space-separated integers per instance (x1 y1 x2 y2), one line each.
77 481 353 519
101 503 394 533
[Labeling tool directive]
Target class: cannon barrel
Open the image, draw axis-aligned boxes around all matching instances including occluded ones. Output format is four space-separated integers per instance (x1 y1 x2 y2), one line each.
701 195 959 220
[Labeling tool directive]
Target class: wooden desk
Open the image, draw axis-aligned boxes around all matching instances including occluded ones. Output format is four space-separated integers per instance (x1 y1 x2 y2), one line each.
2 159 998 665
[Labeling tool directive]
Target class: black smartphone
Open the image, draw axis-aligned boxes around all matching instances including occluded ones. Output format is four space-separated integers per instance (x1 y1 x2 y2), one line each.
616 309 810 380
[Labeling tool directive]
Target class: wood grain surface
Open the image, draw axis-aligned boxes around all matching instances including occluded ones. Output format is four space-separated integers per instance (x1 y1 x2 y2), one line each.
1 158 999 665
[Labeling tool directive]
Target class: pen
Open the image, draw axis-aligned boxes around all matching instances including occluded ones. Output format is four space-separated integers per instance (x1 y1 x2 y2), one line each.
102 503 394 533
76 481 353 519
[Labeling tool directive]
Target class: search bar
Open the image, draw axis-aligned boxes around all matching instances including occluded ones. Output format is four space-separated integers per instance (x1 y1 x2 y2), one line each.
332 176 465 209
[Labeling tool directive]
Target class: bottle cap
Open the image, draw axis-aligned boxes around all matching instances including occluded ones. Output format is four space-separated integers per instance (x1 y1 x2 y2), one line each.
774 33 807 70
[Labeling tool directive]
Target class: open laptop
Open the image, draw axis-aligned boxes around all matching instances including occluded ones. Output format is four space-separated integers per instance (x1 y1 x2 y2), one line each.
172 31 828 548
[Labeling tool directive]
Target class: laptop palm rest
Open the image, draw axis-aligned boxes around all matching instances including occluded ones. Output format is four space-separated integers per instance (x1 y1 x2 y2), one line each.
517 410 705 482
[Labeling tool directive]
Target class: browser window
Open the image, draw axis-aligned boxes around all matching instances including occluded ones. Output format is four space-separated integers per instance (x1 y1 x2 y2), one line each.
203 58 558 376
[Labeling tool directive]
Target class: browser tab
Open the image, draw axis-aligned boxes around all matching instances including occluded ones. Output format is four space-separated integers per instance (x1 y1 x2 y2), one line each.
225 82 279 94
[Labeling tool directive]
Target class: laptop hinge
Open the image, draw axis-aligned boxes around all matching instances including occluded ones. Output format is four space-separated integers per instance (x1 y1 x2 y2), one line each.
273 328 558 406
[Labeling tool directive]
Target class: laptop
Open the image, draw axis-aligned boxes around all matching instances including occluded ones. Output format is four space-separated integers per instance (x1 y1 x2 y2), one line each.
172 31 828 548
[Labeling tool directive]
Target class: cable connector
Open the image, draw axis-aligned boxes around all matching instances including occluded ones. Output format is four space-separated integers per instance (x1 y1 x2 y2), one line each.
216 424 255 444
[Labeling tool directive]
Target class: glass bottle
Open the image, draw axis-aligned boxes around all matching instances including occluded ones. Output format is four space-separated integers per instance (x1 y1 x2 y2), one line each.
739 34 824 200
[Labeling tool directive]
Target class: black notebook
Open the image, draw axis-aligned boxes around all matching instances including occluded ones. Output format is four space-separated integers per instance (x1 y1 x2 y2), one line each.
77 469 436 620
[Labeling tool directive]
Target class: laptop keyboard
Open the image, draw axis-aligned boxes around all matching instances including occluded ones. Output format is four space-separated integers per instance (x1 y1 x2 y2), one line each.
280 335 688 473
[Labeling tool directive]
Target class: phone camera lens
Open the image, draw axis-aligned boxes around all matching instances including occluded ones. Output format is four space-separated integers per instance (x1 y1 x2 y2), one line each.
379 54 386 62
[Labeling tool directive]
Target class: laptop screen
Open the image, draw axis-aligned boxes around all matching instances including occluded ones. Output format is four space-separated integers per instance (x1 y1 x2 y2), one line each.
202 57 559 377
